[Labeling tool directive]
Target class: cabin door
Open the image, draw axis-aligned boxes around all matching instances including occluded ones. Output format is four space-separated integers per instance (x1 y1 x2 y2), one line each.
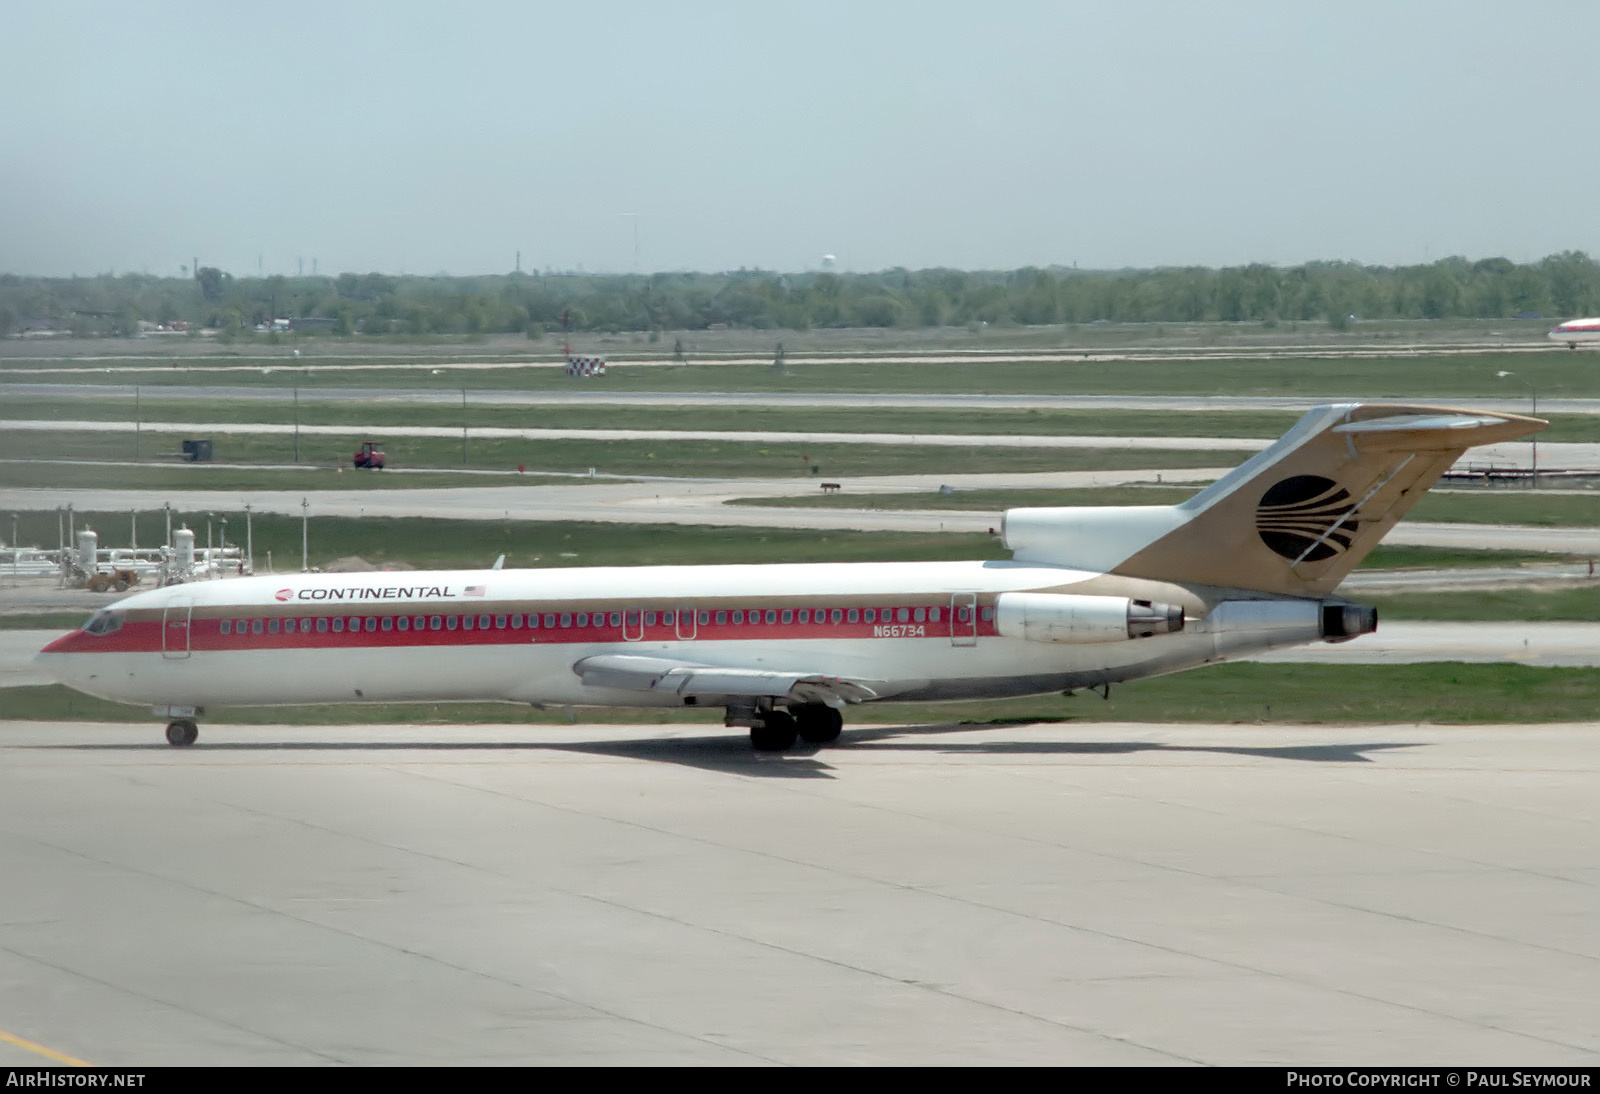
162 597 193 660
949 593 978 647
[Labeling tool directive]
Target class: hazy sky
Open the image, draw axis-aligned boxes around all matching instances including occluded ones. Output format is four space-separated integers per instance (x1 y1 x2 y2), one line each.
5 1 1598 278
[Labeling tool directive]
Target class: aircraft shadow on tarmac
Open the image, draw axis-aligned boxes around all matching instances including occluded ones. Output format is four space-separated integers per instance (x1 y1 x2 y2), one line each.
32 723 1423 780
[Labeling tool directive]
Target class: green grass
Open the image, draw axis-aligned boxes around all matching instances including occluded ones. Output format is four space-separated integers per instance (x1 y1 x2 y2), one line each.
1358 545 1572 569
0 461 621 492
0 612 84 631
9 349 1598 399
1364 584 1600 621
1408 490 1600 525
7 663 1596 726
0 394 1305 440
0 428 1250 483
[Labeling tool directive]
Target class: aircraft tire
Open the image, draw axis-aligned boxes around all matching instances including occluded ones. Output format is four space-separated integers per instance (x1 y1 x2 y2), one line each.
165 719 198 747
795 704 843 744
750 711 798 752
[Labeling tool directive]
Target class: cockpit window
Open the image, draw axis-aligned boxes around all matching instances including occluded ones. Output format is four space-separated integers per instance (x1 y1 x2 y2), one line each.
82 610 124 636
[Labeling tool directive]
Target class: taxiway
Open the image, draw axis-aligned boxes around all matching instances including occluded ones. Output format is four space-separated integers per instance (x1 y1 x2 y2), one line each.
0 719 1593 1066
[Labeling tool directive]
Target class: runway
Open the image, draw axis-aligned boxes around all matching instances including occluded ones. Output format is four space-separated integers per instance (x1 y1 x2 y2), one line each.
0 719 1593 1065
6 381 1593 417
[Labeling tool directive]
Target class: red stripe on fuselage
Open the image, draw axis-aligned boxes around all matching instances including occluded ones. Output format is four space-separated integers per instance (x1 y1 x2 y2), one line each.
50 612 998 655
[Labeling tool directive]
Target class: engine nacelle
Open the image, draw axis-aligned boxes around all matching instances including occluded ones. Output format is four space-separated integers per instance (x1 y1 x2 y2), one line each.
1196 599 1379 658
994 593 1185 645
1321 602 1378 642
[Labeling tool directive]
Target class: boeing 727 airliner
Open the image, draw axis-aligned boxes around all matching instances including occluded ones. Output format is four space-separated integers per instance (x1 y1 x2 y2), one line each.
1549 317 1600 347
36 402 1544 750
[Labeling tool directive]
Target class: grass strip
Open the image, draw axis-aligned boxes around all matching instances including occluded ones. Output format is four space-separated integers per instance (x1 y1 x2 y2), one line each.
0 428 1249 482
8 350 1599 399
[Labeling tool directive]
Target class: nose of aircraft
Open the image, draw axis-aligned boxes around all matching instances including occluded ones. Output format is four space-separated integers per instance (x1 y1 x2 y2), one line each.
32 632 77 684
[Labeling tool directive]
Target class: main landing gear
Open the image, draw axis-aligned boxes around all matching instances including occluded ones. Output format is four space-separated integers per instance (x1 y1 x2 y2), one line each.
165 719 199 747
747 703 844 751
750 710 797 751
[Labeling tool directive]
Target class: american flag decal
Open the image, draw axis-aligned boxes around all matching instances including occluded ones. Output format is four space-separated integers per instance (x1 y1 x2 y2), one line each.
465 585 486 597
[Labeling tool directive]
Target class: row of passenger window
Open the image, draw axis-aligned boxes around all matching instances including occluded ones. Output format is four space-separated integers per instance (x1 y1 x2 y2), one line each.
217 604 996 638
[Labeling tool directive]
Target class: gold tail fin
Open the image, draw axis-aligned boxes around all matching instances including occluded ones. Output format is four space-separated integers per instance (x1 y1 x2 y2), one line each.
1003 403 1545 595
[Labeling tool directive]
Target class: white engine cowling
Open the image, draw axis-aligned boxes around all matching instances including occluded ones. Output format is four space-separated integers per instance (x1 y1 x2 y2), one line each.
994 593 1185 644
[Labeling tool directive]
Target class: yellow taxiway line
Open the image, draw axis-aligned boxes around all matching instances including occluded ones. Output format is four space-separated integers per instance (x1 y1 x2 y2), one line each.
0 1027 91 1067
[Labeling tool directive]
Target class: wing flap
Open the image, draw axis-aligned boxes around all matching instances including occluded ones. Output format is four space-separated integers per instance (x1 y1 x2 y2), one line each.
572 653 883 704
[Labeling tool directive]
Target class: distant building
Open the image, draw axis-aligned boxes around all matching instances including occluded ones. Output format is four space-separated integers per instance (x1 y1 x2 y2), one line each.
16 318 66 337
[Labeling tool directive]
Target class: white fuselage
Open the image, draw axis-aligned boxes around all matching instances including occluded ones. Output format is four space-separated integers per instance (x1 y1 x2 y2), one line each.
35 560 1333 715
1549 319 1600 345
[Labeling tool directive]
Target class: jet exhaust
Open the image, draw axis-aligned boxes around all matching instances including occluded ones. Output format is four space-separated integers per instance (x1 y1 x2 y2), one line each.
1321 603 1378 643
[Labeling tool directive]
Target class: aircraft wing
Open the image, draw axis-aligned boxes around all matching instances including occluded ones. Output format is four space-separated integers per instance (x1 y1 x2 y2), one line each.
572 653 886 705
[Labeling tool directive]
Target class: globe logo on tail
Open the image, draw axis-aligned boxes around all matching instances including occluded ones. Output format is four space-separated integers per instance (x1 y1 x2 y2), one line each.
1256 475 1360 562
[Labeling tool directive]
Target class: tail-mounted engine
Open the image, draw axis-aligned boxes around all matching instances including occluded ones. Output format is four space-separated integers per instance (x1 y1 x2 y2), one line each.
994 593 1185 645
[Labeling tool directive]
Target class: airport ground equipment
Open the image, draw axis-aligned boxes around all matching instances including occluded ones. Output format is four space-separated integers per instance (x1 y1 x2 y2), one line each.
86 567 140 593
353 441 387 469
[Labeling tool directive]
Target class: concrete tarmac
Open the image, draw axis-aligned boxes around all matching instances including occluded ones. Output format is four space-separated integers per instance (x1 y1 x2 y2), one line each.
0 719 1594 1065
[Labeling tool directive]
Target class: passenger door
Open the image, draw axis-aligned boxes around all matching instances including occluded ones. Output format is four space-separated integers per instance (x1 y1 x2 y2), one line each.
162 597 193 660
950 593 978 647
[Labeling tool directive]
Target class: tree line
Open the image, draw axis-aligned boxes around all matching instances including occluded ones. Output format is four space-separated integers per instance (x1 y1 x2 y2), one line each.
3 252 1598 339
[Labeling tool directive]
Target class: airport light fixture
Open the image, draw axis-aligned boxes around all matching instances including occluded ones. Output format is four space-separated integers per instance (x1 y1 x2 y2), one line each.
1495 371 1538 484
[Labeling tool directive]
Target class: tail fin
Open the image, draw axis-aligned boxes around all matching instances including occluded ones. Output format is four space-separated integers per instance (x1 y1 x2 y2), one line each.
1002 403 1545 595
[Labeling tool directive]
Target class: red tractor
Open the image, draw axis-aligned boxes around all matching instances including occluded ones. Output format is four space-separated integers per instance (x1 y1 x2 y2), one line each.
353 441 387 469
